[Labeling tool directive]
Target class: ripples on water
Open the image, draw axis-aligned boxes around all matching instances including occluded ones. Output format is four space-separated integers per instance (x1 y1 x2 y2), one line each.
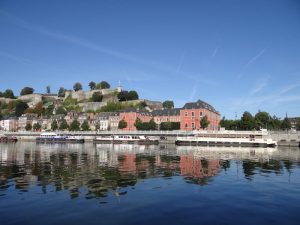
0 142 300 225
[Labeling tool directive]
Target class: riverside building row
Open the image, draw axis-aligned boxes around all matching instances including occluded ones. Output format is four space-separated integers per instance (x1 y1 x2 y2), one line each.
0 99 221 132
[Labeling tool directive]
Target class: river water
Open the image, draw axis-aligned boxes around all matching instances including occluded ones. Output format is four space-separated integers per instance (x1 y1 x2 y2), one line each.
0 142 299 225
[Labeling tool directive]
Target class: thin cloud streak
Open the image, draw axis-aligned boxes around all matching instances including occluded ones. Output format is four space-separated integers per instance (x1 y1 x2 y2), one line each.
176 50 186 74
279 83 300 94
0 10 219 87
246 48 266 66
249 75 270 96
189 83 198 101
212 47 218 57
238 47 267 78
0 51 31 65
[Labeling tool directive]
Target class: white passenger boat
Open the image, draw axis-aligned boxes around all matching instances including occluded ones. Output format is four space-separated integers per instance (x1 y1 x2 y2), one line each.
175 129 277 148
94 135 159 145
36 132 84 143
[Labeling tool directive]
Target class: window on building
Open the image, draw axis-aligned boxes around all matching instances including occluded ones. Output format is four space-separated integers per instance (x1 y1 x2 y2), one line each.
200 111 203 117
185 111 188 117
191 112 194 118
185 123 188 128
191 123 195 129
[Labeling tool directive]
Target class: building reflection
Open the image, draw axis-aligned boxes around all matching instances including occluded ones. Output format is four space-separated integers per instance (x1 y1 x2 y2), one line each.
0 143 300 200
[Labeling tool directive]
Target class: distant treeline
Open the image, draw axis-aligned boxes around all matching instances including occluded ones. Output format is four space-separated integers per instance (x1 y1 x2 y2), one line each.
221 111 299 131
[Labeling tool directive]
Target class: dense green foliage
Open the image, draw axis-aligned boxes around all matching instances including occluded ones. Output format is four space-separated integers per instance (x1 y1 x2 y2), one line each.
33 123 41 131
46 86 51 94
69 119 80 131
162 100 174 109
296 118 300 131
200 116 210 129
20 87 34 96
0 89 15 99
25 123 32 131
59 119 69 130
58 87 66 97
281 117 291 130
89 81 96 90
118 119 127 129
160 122 180 130
117 90 139 101
81 120 90 131
134 118 156 130
56 106 67 115
73 82 82 91
15 101 29 117
221 111 292 130
51 120 58 131
91 92 103 102
96 81 110 89
95 122 100 130
62 96 81 112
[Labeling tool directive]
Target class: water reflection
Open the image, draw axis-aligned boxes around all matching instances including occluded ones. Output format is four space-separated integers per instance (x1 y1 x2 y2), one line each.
0 142 299 200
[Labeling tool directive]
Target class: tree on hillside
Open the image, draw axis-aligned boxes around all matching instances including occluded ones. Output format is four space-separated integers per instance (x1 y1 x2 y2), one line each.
69 119 80 131
128 91 139 100
200 116 210 129
45 104 55 116
55 106 67 115
59 119 69 130
15 101 29 117
3 89 15 99
97 81 110 89
51 120 58 131
91 92 103 102
58 87 66 97
0 91 3 97
117 91 129 101
89 81 96 90
46 86 51 94
33 123 41 131
81 120 90 131
163 100 174 109
118 119 127 129
73 82 82 92
34 102 44 116
20 87 34 96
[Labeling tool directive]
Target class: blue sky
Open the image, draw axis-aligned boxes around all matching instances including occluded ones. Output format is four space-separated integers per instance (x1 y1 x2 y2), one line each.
0 0 300 119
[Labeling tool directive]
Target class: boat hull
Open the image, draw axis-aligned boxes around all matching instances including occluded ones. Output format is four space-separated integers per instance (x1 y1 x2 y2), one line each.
36 138 84 143
93 139 159 145
175 140 276 148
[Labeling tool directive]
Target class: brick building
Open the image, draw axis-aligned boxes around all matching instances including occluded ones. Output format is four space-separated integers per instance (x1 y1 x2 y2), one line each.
152 108 180 129
119 108 152 131
180 100 220 131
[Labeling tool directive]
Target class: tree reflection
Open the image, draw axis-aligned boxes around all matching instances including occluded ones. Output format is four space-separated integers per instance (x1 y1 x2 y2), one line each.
0 143 300 200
